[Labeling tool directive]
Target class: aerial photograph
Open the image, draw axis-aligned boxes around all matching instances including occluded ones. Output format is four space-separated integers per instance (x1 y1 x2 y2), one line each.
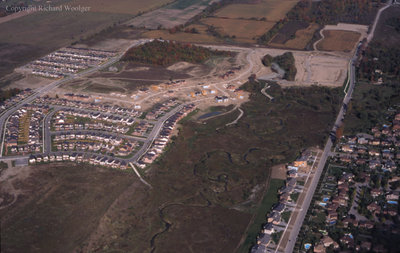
0 0 399 252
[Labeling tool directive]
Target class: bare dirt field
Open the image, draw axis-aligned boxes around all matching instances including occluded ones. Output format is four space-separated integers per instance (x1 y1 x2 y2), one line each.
317 30 361 52
250 48 349 87
270 164 287 180
214 0 299 22
314 23 368 52
294 53 348 86
0 71 52 90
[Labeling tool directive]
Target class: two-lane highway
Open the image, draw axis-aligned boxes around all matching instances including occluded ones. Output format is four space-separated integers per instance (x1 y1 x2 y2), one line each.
281 1 393 252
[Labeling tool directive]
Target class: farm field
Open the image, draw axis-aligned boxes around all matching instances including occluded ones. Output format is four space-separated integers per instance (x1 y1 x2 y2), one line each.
143 29 220 43
201 17 276 43
316 30 361 52
268 21 320 50
127 0 213 29
72 0 174 14
0 10 130 78
214 0 299 21
281 23 320 49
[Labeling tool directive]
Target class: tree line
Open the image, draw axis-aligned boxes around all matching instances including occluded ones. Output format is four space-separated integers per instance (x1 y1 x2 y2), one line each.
0 88 21 103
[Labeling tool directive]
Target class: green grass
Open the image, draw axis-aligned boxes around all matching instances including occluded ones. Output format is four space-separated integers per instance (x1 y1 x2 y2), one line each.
291 192 300 202
237 179 285 253
282 211 292 223
178 108 199 125
272 230 284 244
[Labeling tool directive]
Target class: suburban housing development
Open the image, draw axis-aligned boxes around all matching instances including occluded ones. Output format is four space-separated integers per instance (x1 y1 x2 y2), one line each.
0 0 399 253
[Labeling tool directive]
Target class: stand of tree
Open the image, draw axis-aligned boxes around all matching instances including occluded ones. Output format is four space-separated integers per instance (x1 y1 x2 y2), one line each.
122 40 232 66
357 42 400 82
0 88 21 103
286 0 382 25
262 52 297 81
258 0 381 45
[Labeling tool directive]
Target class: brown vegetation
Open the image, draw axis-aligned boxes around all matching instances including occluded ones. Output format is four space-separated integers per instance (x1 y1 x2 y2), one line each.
317 30 361 52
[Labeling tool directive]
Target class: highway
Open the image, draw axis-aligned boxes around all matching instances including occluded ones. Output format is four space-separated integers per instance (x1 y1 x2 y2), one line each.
281 1 393 252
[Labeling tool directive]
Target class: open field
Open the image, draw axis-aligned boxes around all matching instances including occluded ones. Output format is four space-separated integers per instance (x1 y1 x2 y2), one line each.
0 10 130 78
143 29 220 43
201 17 276 43
316 30 361 52
72 0 174 14
282 23 320 49
127 0 212 29
0 164 137 253
238 179 285 253
79 81 342 252
294 53 348 86
269 21 309 44
0 79 343 252
214 0 298 21
268 21 320 50
250 47 349 87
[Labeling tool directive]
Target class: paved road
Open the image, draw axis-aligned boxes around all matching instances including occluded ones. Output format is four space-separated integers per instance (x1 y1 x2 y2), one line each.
282 2 393 252
367 1 393 43
0 39 150 157
261 83 274 100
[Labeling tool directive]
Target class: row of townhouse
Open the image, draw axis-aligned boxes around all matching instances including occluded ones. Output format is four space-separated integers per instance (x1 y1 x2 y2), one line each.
251 154 310 253
9 144 41 154
131 121 154 137
0 89 33 114
53 132 138 155
145 98 179 120
35 96 140 118
27 47 116 78
54 132 124 145
139 104 195 167
53 108 135 126
5 105 48 155
53 122 129 135
29 153 128 170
